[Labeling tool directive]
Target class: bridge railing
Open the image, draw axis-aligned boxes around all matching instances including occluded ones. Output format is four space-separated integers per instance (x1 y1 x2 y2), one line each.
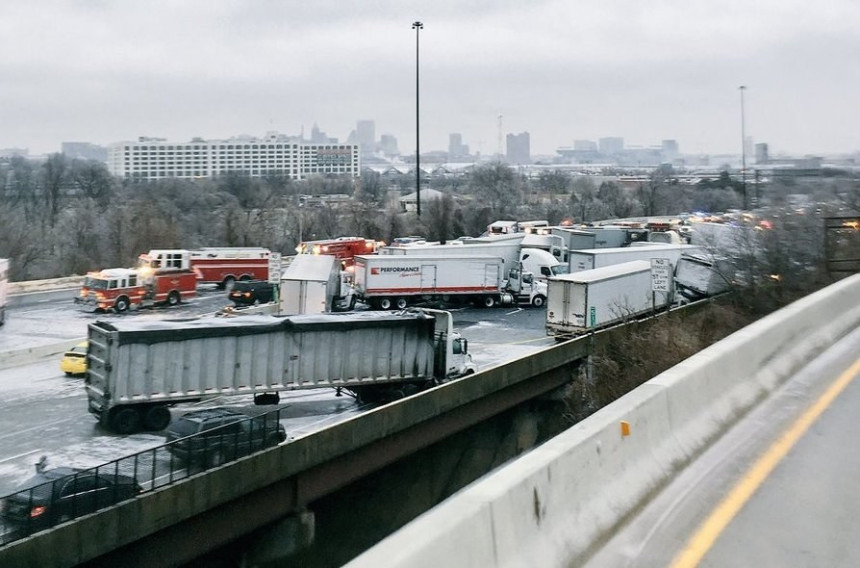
0 407 285 547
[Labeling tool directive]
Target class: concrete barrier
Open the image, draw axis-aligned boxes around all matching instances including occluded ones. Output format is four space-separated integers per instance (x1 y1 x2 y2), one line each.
0 339 86 371
347 274 860 568
8 276 84 295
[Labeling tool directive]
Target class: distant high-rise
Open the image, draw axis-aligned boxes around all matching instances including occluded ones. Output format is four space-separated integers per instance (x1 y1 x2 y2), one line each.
448 133 470 160
355 120 376 155
755 142 769 165
379 134 399 157
310 123 337 144
573 139 597 151
598 137 624 155
661 139 679 162
506 132 530 164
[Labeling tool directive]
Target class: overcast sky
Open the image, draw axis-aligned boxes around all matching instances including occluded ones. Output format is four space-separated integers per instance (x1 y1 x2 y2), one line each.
1 0 857 158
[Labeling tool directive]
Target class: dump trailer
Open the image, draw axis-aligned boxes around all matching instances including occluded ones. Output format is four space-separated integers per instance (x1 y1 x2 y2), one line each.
546 260 668 339
85 309 476 434
674 253 735 302
353 254 548 309
568 244 697 273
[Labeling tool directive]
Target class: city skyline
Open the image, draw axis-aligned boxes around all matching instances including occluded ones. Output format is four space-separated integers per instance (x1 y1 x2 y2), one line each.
1 1 858 158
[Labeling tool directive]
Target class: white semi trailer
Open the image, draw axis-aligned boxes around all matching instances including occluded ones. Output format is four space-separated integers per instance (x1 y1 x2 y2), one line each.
568 244 697 273
353 254 548 309
0 258 8 326
85 309 477 434
546 260 670 339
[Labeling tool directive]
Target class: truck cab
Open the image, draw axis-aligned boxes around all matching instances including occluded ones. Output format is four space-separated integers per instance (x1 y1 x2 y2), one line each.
423 308 478 379
520 248 567 280
506 267 549 308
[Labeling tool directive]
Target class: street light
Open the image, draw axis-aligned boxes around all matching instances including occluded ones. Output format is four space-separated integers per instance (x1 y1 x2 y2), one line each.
739 85 747 209
412 20 423 216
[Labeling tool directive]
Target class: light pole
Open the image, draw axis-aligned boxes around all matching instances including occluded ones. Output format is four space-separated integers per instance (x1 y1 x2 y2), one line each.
739 85 747 209
412 20 423 217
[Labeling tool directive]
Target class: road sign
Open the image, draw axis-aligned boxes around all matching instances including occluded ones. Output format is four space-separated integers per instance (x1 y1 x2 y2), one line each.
650 258 672 292
268 252 283 283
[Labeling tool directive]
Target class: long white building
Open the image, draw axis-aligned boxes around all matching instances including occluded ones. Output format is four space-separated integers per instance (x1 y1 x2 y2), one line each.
106 133 360 181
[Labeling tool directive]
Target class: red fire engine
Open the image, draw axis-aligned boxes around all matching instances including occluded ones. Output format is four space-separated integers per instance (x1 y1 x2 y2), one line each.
189 247 272 288
75 250 198 312
296 237 381 269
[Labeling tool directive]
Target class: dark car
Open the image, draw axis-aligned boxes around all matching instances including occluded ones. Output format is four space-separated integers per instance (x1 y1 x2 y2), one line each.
228 280 277 306
0 466 142 533
165 408 287 467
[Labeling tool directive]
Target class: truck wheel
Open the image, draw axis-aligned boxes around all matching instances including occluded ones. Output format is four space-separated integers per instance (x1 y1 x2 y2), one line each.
395 297 408 310
379 297 393 310
532 294 546 308
482 296 497 308
143 406 171 431
111 408 141 435
167 291 181 306
115 297 130 312
254 392 280 405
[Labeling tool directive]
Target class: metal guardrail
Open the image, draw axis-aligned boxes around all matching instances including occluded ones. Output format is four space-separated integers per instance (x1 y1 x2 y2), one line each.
0 407 285 547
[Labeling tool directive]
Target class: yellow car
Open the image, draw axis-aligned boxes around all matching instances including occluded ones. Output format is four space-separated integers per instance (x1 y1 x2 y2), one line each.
60 341 88 376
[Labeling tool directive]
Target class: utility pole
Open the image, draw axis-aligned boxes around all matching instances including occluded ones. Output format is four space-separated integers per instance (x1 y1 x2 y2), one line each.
497 114 504 163
739 85 747 209
412 21 423 216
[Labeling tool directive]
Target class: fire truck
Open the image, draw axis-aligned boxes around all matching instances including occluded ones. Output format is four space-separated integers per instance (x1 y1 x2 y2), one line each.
296 237 381 269
75 250 198 312
188 247 272 288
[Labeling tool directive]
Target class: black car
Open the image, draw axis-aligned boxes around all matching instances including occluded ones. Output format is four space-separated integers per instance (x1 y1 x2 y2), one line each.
165 408 287 467
228 280 276 306
0 466 142 533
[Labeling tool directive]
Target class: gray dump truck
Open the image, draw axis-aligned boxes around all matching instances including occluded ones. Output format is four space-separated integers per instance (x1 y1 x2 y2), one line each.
85 309 476 434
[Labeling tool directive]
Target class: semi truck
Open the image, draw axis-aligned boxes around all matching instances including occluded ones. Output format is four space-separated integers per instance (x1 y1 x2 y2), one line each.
75 250 198 312
546 260 669 339
380 240 564 280
0 258 8 326
353 255 548 309
85 308 477 434
674 253 735 302
568 244 697 273
189 247 272 288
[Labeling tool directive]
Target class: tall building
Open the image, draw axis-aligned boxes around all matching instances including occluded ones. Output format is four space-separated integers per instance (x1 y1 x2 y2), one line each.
506 132 530 164
355 120 376 155
573 140 597 151
309 123 337 144
448 133 470 160
598 137 624 156
106 133 360 181
755 143 769 165
379 134 399 157
661 139 679 162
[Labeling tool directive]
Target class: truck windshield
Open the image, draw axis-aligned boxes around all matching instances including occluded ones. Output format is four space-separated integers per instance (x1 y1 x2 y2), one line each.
84 278 109 290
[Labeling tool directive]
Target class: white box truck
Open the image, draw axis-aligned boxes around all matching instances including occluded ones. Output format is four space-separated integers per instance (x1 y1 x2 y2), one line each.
280 254 355 314
674 253 735 302
85 309 477 433
353 254 548 309
568 244 697 273
546 260 669 338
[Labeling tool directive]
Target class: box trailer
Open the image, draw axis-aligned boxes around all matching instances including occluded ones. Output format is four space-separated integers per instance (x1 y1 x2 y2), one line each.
568 244 697 273
546 260 669 338
674 253 735 301
280 254 355 314
85 309 476 433
353 254 547 309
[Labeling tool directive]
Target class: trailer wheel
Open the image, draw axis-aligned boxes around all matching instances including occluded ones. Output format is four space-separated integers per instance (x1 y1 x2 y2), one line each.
482 295 497 308
167 291 181 306
395 297 408 310
378 297 393 310
143 406 171 431
110 408 141 435
115 296 130 312
531 294 546 308
254 392 280 405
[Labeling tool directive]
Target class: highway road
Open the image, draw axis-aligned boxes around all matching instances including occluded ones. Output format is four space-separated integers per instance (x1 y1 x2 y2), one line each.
0 292 553 497
585 325 860 567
